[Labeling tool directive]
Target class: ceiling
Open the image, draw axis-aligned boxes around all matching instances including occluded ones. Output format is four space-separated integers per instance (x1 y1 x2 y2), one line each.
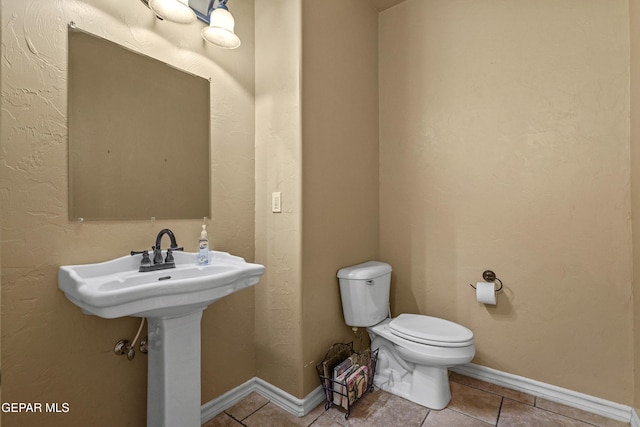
369 0 407 12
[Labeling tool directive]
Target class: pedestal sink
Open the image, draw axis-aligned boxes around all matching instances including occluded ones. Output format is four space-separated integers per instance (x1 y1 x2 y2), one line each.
58 250 265 427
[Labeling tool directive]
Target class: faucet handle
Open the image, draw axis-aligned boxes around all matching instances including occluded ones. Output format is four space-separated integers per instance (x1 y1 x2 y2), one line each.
140 251 152 267
131 250 152 270
169 246 184 252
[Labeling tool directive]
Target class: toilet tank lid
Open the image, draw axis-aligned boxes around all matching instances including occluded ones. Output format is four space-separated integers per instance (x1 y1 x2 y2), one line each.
337 261 392 280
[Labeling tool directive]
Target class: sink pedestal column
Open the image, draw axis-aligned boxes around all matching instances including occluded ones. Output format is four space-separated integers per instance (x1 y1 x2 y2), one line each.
147 309 204 427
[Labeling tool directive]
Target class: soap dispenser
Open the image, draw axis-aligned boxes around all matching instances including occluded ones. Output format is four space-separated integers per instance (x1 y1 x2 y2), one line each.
197 224 209 265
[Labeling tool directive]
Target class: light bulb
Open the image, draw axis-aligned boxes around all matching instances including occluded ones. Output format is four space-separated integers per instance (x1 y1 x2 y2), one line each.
149 0 196 24
201 7 241 49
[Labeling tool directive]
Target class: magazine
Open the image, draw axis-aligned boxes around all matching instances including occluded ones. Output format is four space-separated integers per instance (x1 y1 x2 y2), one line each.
332 364 356 406
343 365 369 409
317 343 352 401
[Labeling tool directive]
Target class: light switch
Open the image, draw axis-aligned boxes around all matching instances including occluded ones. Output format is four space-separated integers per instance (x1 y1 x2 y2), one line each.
272 192 282 213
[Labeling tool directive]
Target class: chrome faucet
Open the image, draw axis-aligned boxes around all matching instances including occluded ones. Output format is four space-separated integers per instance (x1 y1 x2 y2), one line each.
131 228 184 272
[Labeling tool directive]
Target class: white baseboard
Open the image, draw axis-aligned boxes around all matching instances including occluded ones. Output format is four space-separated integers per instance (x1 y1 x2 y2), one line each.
200 378 255 423
202 366 635 425
252 377 325 417
451 363 632 423
631 408 640 427
200 377 324 424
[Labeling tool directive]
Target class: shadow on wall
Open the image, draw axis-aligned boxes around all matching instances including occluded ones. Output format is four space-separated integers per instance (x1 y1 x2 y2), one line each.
484 287 515 320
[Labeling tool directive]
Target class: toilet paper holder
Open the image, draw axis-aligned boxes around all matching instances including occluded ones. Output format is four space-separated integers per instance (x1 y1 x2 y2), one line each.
469 270 503 292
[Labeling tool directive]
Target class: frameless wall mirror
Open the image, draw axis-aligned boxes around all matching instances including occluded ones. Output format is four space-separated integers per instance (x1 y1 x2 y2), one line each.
68 26 211 221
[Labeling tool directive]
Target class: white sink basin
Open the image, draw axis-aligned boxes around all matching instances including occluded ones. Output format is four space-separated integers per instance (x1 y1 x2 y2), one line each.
58 250 265 318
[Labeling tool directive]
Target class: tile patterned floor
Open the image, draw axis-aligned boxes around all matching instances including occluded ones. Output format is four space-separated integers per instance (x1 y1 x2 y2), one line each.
202 372 630 427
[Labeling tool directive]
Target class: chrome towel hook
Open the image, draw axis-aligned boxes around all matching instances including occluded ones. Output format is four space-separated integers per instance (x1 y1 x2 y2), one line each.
469 270 503 292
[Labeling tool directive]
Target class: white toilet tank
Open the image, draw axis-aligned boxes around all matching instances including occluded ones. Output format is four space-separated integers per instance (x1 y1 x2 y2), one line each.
337 261 392 327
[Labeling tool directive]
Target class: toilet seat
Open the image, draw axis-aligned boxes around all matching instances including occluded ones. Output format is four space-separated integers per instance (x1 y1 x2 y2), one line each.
389 314 474 348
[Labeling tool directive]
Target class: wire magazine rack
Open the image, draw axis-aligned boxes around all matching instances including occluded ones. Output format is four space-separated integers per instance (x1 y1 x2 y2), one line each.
316 342 379 420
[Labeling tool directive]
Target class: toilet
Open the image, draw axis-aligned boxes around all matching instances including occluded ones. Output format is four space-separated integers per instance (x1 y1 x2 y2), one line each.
337 261 475 410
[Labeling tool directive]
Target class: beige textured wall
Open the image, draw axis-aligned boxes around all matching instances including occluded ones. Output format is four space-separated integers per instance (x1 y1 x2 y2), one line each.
254 0 304 396
1 0 256 425
632 0 640 412
3 2 638 424
300 0 379 396
379 0 633 405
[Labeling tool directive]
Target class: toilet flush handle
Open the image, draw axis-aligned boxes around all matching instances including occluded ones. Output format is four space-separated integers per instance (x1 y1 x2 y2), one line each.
366 279 374 285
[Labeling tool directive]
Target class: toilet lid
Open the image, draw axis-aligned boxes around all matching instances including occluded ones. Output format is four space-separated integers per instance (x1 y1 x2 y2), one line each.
389 314 474 347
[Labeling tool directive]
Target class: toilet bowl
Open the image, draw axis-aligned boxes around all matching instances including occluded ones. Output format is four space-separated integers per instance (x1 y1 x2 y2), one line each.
368 315 475 409
337 261 475 410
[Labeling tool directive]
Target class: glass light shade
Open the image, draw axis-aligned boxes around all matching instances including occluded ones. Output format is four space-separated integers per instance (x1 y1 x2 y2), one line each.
149 0 197 24
201 8 241 49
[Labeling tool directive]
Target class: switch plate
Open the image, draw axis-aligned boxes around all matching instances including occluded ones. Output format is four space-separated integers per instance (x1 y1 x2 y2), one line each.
271 192 282 213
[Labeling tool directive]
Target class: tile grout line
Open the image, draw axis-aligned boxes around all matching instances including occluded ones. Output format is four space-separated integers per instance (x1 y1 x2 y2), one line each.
450 377 535 407
533 403 619 427
495 396 504 426
224 398 272 426
223 409 248 427
528 396 619 427
419 408 431 426
450 378 505 401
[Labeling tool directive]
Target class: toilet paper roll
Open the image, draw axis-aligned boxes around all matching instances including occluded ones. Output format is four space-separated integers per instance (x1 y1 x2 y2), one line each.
476 282 497 305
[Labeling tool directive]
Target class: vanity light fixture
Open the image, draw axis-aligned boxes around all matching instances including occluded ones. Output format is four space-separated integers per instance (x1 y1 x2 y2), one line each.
148 0 197 24
141 0 241 49
201 0 241 49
